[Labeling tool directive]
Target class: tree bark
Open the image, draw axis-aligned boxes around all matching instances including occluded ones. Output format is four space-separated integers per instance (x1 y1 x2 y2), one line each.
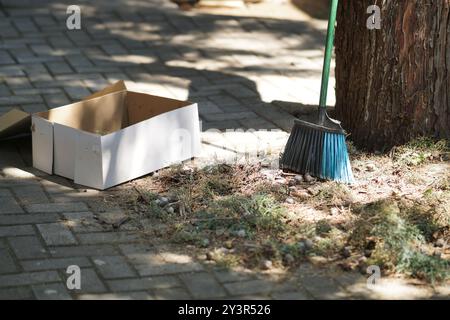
335 0 450 151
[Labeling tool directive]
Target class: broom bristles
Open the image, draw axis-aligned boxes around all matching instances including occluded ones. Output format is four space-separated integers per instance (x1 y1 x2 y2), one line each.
280 123 354 184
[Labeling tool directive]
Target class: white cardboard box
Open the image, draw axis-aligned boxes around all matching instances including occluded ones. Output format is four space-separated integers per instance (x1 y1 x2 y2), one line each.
2 81 201 190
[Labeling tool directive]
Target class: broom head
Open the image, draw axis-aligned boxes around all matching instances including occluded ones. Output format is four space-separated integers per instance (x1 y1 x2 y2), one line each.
280 110 355 184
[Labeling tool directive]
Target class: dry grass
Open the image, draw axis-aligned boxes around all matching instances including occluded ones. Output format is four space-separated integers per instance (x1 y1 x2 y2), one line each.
102 137 450 284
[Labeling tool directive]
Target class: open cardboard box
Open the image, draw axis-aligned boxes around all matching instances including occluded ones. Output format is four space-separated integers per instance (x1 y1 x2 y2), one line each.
0 81 201 190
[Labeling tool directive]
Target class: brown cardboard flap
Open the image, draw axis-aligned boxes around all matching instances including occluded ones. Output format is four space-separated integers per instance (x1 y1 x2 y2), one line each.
37 91 128 135
82 80 127 101
126 91 191 126
0 109 31 140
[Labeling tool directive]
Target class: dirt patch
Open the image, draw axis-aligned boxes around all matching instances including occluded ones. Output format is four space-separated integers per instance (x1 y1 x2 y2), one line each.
97 137 449 284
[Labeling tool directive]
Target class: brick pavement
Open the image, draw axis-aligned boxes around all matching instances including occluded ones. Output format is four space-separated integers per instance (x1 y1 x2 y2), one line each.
0 0 448 299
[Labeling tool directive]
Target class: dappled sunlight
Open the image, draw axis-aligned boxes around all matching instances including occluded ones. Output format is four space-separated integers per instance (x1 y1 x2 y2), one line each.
365 279 434 300
1 167 36 179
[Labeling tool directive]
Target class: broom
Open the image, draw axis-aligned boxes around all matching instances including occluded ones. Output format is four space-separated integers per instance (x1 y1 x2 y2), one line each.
280 0 354 184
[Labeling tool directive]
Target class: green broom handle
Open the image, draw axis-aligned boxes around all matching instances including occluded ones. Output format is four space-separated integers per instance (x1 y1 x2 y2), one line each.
319 0 339 110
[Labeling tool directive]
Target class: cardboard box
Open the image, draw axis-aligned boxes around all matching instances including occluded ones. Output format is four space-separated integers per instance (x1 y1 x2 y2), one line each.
1 81 201 189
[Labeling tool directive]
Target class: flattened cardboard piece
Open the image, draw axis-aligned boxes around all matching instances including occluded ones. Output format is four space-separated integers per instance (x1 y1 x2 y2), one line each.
31 116 53 174
0 109 31 140
74 131 104 190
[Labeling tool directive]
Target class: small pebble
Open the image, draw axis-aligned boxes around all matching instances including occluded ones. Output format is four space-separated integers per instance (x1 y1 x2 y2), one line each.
215 228 225 236
236 229 246 238
206 251 214 260
159 197 169 206
217 247 229 255
261 259 273 270
166 206 174 214
200 238 210 248
284 254 295 265
304 174 315 183
364 249 373 258
366 163 377 172
435 238 446 248
292 190 310 200
285 197 295 204
330 207 339 215
342 246 352 258
294 175 304 184
303 239 314 250
275 178 287 184
298 242 306 254
225 240 233 249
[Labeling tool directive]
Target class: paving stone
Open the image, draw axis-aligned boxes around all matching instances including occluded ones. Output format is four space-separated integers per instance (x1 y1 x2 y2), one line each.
92 256 136 279
153 287 191 300
43 93 71 108
21 103 48 114
45 61 73 75
40 179 76 194
33 16 57 27
48 36 74 48
0 189 12 197
107 276 181 292
0 84 11 96
0 196 24 214
78 232 139 245
26 202 88 213
214 269 255 283
218 104 251 113
0 247 19 273
64 86 91 100
300 274 342 299
12 185 49 205
225 294 271 300
63 211 104 233
0 286 34 300
66 268 107 294
77 291 153 300
0 225 35 237
135 261 204 277
198 101 223 115
0 271 60 288
9 236 48 259
0 95 42 105
238 117 278 130
96 210 127 225
201 120 241 131
32 283 72 300
49 245 119 258
0 213 60 225
223 279 273 296
271 290 311 300
37 223 77 246
201 111 258 122
5 76 32 89
21 257 92 271
13 19 38 33
13 87 62 96
0 65 25 77
180 272 227 299
66 54 93 68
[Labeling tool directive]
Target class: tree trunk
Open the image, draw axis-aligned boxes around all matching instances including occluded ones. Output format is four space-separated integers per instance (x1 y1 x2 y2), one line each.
335 0 450 151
